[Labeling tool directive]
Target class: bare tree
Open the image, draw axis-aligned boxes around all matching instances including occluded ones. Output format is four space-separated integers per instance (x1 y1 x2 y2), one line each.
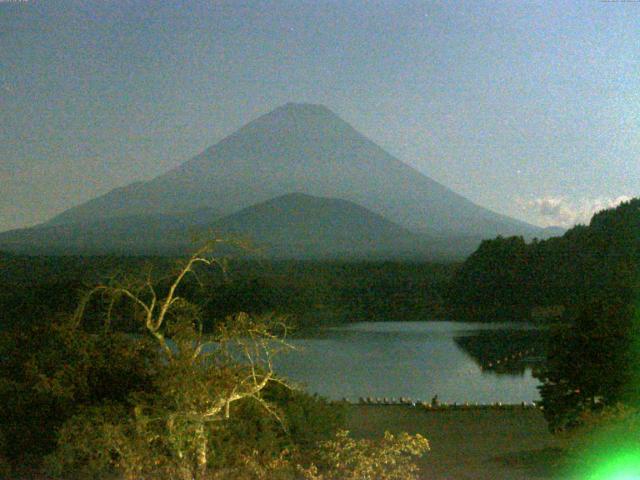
71 240 291 479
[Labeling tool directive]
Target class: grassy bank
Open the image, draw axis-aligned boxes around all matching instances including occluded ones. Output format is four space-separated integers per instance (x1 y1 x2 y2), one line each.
345 404 562 479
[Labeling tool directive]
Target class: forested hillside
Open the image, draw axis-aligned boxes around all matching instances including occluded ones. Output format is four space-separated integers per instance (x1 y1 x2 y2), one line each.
446 198 639 322
0 255 454 333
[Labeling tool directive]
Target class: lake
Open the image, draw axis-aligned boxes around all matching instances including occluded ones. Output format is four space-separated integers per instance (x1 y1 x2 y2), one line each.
273 321 544 404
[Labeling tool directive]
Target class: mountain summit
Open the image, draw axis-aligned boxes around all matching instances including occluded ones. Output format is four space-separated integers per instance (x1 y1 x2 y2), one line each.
45 103 539 240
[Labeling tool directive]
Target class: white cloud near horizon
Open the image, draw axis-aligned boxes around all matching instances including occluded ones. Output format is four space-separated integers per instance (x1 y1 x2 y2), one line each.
519 195 633 228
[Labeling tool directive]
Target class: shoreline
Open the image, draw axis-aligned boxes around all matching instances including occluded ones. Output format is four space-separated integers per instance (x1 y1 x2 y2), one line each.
335 398 540 409
345 404 561 480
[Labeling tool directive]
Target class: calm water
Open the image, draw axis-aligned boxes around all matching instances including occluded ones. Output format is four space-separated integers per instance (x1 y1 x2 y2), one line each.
273 321 542 404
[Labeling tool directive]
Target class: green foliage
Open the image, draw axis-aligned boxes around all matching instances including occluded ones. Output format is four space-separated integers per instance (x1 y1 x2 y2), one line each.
44 403 134 480
265 385 345 454
0 317 157 468
298 429 430 480
0 280 84 331
204 386 345 478
178 260 455 328
445 199 640 436
44 388 345 480
447 236 533 321
537 299 635 432
37 246 294 479
0 430 11 478
447 198 639 323
0 258 455 334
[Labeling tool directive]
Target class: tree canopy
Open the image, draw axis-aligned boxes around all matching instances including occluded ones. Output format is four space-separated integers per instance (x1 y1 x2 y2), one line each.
447 198 639 324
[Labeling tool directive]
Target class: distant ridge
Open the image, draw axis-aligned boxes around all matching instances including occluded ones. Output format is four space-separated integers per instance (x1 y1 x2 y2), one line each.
207 192 432 259
45 103 543 239
0 212 201 255
0 193 472 259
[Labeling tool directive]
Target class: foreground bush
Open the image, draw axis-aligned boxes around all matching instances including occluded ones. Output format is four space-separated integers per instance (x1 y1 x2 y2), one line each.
537 297 636 433
299 430 430 480
0 317 157 470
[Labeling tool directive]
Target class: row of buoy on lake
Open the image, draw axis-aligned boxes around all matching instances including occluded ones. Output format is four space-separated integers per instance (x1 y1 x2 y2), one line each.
483 348 537 369
330 348 544 409
348 397 538 409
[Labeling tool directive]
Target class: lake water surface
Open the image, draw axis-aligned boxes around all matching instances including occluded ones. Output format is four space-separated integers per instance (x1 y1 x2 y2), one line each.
273 321 542 404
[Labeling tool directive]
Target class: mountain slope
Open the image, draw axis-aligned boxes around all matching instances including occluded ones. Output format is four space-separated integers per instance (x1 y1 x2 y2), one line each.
0 212 203 255
0 193 470 259
207 193 433 258
46 103 541 239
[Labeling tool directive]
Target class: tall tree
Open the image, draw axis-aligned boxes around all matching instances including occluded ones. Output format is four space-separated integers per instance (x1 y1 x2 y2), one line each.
56 241 291 479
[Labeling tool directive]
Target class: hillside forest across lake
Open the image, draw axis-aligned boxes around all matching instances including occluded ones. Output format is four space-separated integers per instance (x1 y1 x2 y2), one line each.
3 200 637 332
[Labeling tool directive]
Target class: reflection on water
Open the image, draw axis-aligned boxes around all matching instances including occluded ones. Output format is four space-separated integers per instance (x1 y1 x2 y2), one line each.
274 321 544 404
454 328 547 376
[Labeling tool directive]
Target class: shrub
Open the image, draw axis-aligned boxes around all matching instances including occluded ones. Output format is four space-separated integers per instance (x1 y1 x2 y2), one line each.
298 429 430 480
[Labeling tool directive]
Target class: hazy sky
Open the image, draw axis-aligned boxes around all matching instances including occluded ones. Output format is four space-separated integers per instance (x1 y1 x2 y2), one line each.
1 0 638 232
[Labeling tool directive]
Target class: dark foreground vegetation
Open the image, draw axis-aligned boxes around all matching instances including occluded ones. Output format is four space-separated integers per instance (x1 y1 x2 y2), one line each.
0 199 638 478
0 245 430 479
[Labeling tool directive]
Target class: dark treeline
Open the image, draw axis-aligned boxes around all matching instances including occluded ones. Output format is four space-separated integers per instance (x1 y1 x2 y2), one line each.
447 198 640 433
3 199 637 332
446 198 639 323
0 254 456 333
